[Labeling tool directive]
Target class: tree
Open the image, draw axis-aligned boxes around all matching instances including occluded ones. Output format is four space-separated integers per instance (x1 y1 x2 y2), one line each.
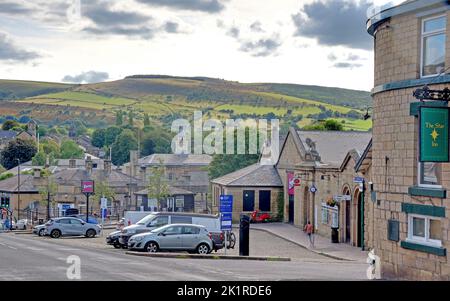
143 113 150 127
41 139 60 156
111 129 138 166
324 119 344 131
128 111 134 126
92 129 106 148
105 126 122 146
0 139 37 169
115 111 123 126
2 120 19 131
93 181 116 204
38 171 58 219
147 163 170 211
32 152 46 166
60 140 84 159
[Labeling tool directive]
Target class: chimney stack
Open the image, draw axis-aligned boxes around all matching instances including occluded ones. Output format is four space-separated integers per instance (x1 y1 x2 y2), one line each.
130 150 139 177
85 156 93 174
33 168 41 178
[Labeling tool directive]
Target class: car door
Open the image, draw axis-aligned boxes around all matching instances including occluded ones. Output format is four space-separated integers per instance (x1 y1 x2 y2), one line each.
58 219 72 235
182 226 201 250
69 218 85 236
158 225 183 250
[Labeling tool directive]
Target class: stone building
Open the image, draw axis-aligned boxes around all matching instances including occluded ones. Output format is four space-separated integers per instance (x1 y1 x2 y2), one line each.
367 0 450 279
211 163 283 222
124 152 212 212
276 128 372 245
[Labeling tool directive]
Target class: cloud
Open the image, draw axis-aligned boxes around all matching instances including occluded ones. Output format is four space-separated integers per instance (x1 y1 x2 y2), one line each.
250 21 264 33
239 37 281 57
0 32 42 63
227 26 240 38
333 62 363 69
0 1 33 15
136 0 226 13
327 53 338 61
292 0 372 50
164 21 180 33
62 71 110 84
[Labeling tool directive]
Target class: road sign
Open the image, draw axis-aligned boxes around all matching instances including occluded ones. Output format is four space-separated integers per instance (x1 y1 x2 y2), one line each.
101 197 108 209
354 177 365 183
219 195 233 231
219 195 233 213
310 185 317 193
81 180 95 194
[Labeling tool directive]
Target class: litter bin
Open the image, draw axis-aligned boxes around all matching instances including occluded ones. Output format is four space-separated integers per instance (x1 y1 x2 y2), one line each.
239 214 250 256
331 227 339 243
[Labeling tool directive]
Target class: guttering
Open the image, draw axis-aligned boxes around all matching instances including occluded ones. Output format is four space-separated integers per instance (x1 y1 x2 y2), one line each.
367 0 448 36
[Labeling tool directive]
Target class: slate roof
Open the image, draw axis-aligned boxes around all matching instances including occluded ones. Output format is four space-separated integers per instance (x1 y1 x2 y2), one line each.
296 131 372 167
51 169 139 187
138 154 212 166
135 187 195 196
0 174 39 193
0 130 17 139
211 163 282 187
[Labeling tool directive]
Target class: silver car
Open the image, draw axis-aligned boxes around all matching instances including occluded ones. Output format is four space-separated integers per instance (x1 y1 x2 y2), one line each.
128 224 213 254
45 217 102 239
33 224 46 236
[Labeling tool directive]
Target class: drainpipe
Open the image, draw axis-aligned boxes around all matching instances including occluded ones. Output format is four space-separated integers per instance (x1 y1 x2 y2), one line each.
361 181 365 251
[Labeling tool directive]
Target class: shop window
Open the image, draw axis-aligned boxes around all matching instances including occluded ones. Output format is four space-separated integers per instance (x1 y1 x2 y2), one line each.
407 214 442 247
421 15 446 77
418 162 441 187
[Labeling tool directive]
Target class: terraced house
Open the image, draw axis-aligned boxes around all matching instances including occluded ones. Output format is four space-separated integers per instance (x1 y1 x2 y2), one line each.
366 0 450 280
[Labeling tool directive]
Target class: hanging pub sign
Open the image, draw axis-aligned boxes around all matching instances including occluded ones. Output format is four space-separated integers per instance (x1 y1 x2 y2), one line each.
419 107 450 162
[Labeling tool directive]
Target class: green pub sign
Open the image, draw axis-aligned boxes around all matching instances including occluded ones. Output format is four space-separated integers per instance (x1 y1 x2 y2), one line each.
420 107 450 162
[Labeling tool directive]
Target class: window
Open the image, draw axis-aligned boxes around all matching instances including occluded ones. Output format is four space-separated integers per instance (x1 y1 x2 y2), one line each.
148 216 169 227
418 162 442 187
70 219 82 225
163 226 183 235
59 219 71 224
407 214 442 247
321 205 329 224
171 216 192 224
259 190 271 212
183 226 200 235
421 15 446 77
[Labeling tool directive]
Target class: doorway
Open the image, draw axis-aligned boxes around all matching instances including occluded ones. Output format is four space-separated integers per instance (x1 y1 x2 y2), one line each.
345 200 351 243
356 191 363 248
288 195 294 223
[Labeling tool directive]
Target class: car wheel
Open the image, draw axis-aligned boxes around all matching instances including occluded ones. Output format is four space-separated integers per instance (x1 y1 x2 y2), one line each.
145 241 159 253
50 229 61 239
86 229 96 238
38 229 45 237
197 243 210 254
113 241 122 249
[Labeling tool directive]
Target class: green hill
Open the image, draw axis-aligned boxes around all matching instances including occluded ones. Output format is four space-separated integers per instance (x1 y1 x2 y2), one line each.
0 79 74 100
1 75 372 131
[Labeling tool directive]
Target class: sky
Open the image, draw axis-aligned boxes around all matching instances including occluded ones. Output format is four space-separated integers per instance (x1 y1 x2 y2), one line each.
0 0 404 91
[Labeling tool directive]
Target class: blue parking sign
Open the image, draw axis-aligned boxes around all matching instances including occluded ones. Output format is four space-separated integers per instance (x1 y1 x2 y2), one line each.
220 195 233 231
221 213 233 231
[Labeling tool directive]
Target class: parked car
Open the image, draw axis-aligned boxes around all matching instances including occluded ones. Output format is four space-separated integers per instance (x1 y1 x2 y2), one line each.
106 230 123 249
118 212 224 251
128 224 213 254
33 224 46 236
16 219 31 230
116 218 125 230
67 214 99 224
44 217 102 239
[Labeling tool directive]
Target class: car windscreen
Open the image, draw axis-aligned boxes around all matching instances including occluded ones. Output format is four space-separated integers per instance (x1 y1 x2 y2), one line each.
136 214 156 225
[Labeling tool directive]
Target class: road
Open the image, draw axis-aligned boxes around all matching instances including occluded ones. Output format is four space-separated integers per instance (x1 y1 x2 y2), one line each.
0 233 368 281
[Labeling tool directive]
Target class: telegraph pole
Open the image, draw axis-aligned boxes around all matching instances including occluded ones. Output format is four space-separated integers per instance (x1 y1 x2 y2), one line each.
17 159 20 221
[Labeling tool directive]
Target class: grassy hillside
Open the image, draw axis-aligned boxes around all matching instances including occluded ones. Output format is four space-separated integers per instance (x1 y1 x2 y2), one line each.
3 75 372 131
0 80 73 100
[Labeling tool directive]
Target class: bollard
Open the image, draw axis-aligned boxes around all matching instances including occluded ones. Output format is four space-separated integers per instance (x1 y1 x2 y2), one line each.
239 214 250 256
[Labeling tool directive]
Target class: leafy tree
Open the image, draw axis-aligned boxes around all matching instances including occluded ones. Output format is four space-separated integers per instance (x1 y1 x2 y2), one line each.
0 139 37 169
0 173 14 181
39 173 58 218
60 140 84 159
147 163 170 210
115 111 123 126
143 113 150 127
93 181 116 204
92 129 106 148
208 154 259 180
141 130 172 156
32 152 46 166
324 119 344 131
2 120 20 131
37 126 47 137
111 129 138 166
105 126 122 146
128 111 134 126
41 139 60 156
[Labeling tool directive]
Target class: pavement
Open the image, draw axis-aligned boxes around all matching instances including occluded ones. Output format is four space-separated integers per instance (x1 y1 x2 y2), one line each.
249 223 368 262
0 232 368 281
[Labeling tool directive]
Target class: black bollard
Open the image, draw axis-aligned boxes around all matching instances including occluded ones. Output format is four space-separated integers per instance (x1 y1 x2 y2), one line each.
239 214 250 256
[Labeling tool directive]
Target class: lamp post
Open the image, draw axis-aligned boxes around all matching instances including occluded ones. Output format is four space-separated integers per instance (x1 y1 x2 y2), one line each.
16 159 20 221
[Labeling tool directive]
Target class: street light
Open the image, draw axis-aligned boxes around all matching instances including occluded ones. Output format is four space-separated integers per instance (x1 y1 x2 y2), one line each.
16 159 20 222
